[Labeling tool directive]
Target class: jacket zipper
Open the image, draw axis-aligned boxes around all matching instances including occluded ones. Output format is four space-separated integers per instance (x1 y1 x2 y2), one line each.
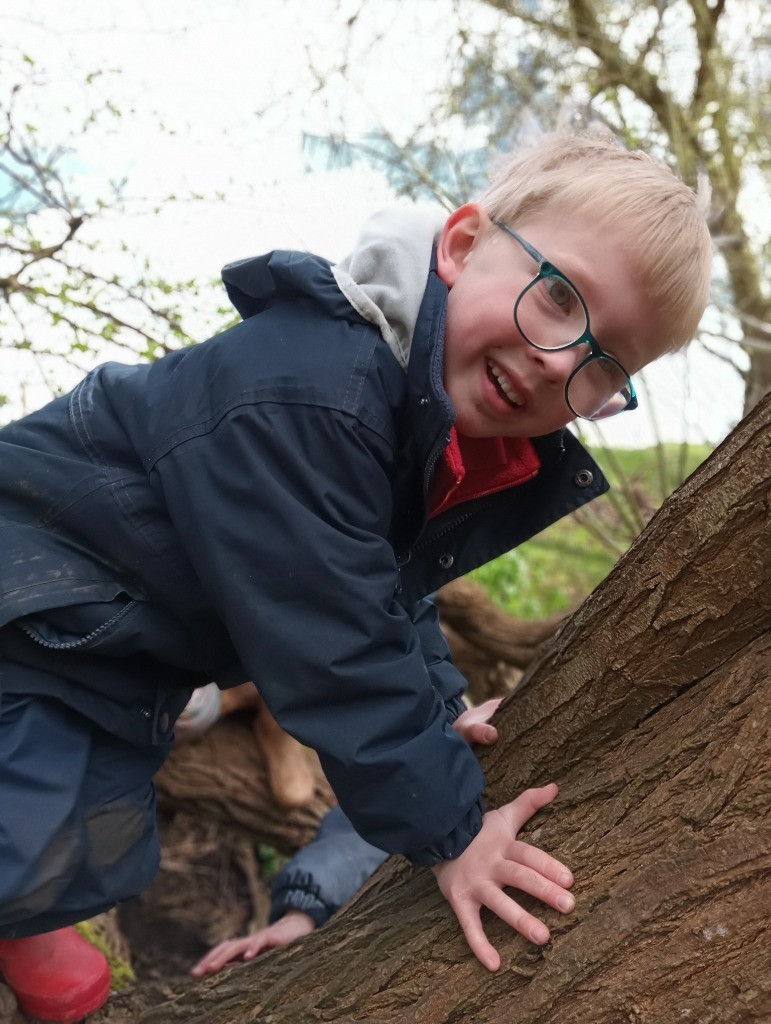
16 602 135 651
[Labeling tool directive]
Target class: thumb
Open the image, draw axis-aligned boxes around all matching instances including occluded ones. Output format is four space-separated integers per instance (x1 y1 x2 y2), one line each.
498 783 559 831
472 723 498 744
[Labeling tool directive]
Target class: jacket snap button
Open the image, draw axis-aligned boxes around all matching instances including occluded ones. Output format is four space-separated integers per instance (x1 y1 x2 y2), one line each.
438 553 454 570
574 469 594 487
418 395 430 408
139 706 153 721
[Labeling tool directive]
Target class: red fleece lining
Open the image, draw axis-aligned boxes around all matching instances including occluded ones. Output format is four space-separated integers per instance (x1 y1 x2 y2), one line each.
429 429 541 518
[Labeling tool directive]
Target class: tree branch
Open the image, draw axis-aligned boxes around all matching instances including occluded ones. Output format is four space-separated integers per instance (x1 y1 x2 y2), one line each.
689 0 729 114
564 0 701 180
479 0 576 45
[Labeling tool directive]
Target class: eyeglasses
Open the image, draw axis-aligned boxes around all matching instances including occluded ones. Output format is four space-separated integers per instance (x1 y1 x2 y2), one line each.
492 219 638 421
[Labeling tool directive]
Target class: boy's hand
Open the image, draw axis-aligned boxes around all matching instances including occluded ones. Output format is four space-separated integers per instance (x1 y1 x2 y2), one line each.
431 784 573 971
190 911 316 976
452 697 502 746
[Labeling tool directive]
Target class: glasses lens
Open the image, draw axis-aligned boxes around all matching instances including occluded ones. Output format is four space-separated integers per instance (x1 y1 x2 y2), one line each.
568 357 633 420
515 274 588 349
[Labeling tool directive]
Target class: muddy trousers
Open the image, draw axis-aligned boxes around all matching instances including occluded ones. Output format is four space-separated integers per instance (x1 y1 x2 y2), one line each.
0 689 168 938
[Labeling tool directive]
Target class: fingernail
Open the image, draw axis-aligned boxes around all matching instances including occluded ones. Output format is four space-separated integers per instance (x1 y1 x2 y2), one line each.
559 872 572 887
484 727 496 741
532 927 549 944
557 894 575 913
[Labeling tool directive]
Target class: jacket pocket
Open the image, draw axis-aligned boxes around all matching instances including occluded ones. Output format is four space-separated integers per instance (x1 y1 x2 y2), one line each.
15 593 143 653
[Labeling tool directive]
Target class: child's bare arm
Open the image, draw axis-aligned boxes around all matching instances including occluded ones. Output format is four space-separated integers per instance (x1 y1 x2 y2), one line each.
431 784 574 971
191 911 315 976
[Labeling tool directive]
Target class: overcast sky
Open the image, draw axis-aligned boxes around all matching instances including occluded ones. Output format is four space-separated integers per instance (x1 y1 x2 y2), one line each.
1 0 751 447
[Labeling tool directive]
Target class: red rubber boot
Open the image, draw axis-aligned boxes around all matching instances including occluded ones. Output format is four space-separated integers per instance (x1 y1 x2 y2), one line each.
0 928 111 1022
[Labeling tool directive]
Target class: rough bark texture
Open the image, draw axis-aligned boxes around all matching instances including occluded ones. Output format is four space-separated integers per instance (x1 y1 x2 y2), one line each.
153 717 333 854
97 395 771 1024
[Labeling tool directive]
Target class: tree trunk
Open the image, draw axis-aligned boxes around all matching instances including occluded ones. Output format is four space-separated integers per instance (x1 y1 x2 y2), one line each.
96 395 771 1024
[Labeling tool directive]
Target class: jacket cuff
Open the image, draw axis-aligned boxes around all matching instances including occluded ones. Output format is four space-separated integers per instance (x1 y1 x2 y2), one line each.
404 797 484 866
443 692 467 724
269 871 335 928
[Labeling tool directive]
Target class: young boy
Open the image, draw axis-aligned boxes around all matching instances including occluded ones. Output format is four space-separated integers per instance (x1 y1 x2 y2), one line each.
0 134 711 1020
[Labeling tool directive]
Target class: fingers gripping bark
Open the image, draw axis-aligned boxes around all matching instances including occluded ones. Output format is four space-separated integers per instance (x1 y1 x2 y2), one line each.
452 697 503 746
431 784 574 971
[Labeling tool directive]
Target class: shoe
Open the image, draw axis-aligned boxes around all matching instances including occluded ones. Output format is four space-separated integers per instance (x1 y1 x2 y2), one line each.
0 928 111 1022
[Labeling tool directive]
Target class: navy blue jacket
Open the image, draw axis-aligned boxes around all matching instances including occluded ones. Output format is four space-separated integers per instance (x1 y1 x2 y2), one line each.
0 248 607 864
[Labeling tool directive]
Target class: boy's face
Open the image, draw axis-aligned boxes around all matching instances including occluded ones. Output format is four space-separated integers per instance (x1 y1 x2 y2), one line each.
437 203 674 438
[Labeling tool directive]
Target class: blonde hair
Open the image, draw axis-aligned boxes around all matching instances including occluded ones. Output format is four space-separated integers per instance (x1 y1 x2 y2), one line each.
481 133 713 347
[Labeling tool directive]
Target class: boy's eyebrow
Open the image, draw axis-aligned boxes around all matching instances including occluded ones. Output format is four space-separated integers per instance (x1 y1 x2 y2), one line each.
545 250 595 294
547 250 606 315
525 235 647 366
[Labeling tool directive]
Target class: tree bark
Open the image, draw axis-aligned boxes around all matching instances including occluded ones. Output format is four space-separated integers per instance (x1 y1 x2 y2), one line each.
154 718 333 855
97 395 771 1024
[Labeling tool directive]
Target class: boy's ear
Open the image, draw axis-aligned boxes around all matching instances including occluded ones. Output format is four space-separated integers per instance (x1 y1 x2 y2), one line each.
436 203 487 288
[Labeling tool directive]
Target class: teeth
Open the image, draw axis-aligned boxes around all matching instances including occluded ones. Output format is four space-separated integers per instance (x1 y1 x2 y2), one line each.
488 360 522 406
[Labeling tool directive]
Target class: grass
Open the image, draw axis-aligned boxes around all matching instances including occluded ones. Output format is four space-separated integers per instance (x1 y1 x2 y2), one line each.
470 443 712 619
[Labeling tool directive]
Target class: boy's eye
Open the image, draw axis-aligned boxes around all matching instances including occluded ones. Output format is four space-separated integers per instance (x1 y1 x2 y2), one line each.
598 357 616 376
546 279 573 308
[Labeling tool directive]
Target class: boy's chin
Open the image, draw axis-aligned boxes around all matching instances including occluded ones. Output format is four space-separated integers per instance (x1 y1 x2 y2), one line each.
450 397 573 439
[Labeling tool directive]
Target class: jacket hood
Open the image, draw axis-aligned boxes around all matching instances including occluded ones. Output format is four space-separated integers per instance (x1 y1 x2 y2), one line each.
222 248 352 324
221 209 447 372
332 207 447 369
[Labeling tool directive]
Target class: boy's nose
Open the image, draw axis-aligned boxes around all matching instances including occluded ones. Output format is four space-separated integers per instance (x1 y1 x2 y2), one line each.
527 344 579 384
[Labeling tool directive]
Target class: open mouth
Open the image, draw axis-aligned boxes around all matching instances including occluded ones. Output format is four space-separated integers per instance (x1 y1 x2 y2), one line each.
487 359 522 409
